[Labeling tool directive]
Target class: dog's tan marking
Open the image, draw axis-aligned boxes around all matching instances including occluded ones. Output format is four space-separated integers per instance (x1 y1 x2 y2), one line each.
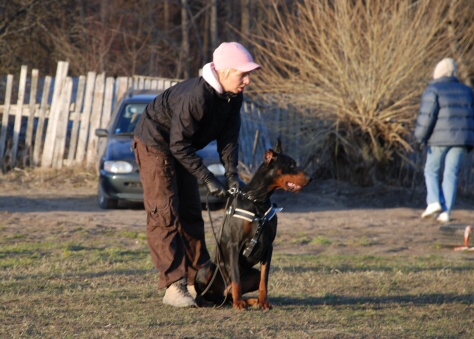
231 282 247 310
242 220 252 237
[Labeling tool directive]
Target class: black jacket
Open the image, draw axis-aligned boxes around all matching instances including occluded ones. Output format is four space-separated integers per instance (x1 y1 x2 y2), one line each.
134 76 242 180
415 77 474 147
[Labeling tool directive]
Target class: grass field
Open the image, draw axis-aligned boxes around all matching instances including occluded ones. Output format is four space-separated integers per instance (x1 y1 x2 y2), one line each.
1 222 474 339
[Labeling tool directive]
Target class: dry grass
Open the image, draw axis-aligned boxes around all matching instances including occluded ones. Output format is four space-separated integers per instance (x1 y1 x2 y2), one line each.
0 167 97 191
2 169 474 338
2 218 474 338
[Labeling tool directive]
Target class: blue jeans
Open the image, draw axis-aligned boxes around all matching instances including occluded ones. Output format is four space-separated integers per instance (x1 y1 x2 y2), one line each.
424 146 466 213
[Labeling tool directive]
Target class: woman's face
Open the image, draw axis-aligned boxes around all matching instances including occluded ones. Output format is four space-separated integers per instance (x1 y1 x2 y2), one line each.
219 69 251 94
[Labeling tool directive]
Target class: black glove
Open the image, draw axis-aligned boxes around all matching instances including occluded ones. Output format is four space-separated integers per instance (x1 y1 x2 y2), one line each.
226 173 240 191
202 173 228 198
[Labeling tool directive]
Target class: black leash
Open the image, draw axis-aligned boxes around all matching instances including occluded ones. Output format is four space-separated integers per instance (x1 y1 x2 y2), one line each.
200 190 236 307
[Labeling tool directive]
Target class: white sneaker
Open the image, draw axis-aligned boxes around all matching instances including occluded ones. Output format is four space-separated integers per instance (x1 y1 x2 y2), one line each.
187 285 197 298
163 278 196 307
421 202 442 219
436 212 450 223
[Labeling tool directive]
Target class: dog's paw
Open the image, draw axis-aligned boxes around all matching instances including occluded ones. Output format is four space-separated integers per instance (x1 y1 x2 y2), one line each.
260 300 272 310
247 298 272 310
232 299 248 310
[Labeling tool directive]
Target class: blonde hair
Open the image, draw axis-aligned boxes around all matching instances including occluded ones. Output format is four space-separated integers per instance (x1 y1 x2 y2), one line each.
216 68 238 81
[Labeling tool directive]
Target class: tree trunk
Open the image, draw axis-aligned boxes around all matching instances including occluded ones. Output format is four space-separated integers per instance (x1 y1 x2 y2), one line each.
99 0 109 72
164 0 169 32
211 0 218 51
225 0 234 41
203 4 210 63
179 0 190 79
447 0 473 86
241 0 250 37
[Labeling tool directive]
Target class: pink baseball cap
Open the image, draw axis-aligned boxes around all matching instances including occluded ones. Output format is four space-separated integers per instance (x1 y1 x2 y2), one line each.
213 42 261 72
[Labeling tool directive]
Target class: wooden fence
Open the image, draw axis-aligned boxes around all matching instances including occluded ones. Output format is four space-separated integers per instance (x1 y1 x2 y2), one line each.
0 61 184 171
1 61 473 197
0 61 280 173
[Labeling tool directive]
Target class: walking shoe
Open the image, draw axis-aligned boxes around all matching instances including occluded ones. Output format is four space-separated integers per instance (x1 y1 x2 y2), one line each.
163 278 196 307
187 285 197 299
436 212 450 223
421 202 442 219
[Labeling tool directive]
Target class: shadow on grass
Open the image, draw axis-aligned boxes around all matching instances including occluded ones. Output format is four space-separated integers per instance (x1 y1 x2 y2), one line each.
272 262 474 273
0 195 146 213
7 268 154 282
271 293 474 307
0 195 221 213
196 292 474 310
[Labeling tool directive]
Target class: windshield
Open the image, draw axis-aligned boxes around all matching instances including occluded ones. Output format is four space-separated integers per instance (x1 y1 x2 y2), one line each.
113 103 147 135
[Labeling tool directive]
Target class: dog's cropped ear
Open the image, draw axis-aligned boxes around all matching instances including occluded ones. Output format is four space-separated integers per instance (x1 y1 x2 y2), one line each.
274 139 283 153
264 149 276 164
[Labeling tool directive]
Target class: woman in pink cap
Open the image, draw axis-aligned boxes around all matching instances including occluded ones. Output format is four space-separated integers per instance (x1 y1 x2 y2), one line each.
133 42 260 307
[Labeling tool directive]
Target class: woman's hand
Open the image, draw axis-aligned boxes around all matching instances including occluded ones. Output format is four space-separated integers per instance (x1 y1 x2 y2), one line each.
203 173 228 198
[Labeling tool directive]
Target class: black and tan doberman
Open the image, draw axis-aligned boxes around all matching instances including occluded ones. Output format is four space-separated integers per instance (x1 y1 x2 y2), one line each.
194 140 312 310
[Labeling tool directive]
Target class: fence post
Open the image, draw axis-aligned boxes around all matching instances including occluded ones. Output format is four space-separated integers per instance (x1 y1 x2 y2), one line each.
256 105 272 151
67 75 86 167
41 61 69 168
52 76 73 169
0 74 14 163
157 79 164 90
239 102 252 167
75 71 96 165
33 76 52 167
114 77 130 107
101 76 115 128
86 72 105 168
25 69 39 165
11 65 28 168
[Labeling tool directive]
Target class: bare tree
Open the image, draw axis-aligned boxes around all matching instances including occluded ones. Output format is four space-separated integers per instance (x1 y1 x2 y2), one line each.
447 0 474 87
0 0 59 75
0 0 262 79
248 0 471 184
39 16 121 75
120 20 153 76
178 0 190 78
241 0 250 37
210 0 218 51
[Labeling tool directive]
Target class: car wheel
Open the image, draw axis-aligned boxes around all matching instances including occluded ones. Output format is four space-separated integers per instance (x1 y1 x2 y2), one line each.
98 185 118 209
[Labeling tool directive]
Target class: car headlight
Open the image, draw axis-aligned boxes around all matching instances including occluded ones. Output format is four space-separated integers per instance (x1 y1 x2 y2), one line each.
207 164 225 176
104 161 134 174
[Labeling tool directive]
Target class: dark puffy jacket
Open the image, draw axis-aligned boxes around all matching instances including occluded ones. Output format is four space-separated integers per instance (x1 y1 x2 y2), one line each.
415 77 474 147
134 76 242 180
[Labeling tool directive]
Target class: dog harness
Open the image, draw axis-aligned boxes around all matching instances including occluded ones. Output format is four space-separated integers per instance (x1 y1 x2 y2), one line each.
226 204 283 258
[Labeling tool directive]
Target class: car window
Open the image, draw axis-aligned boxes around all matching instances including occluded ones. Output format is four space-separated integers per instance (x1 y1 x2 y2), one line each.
113 103 147 135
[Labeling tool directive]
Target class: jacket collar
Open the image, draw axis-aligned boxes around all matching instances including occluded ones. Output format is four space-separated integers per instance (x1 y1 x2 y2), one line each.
202 62 223 94
202 63 238 101
430 76 459 84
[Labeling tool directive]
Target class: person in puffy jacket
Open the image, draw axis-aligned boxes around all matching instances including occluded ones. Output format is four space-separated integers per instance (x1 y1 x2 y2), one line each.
415 58 474 223
132 42 260 307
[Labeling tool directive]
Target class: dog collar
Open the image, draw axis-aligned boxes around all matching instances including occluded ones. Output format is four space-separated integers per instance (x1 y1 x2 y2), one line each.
227 205 282 223
228 187 264 204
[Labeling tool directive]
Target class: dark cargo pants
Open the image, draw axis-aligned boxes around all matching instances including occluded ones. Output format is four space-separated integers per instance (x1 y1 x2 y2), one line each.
132 137 210 289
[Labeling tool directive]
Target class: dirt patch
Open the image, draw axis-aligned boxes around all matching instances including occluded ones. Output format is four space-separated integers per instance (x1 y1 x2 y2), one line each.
1 168 473 259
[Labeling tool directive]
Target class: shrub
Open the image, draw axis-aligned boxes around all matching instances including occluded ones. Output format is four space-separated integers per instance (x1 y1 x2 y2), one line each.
250 0 474 185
